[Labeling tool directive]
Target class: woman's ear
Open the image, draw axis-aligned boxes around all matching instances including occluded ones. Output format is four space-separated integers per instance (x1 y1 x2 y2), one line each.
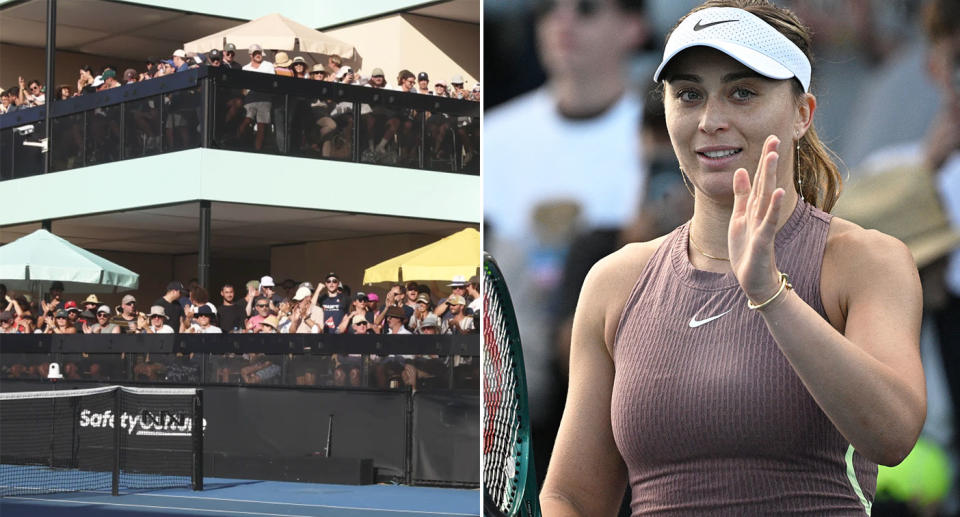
795 93 816 139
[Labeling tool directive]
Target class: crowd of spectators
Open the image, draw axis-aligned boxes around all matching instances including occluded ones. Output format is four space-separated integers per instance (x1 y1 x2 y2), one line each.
1 44 479 169
0 273 480 390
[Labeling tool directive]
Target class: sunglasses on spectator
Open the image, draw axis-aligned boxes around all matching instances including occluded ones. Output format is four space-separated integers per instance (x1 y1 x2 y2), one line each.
256 304 269 308
355 321 368 326
326 280 338 284
97 312 109 317
535 0 606 17
125 302 135 306
151 315 164 319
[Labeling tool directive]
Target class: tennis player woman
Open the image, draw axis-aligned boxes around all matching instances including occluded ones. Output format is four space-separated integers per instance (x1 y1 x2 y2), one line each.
540 1 925 515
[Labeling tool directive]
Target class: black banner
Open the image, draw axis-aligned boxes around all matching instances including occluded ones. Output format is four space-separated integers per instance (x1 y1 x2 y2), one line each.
413 391 480 485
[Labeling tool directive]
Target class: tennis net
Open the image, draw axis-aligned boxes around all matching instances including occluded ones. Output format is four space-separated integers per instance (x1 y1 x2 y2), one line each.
0 385 203 496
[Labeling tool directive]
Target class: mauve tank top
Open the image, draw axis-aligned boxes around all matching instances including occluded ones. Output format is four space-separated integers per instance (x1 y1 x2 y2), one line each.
611 200 876 515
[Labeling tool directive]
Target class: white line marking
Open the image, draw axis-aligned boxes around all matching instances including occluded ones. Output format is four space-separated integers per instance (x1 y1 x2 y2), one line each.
137 492 479 516
2 496 313 516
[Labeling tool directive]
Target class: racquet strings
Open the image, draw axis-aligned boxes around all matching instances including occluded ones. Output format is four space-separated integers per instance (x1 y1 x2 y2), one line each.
483 267 522 515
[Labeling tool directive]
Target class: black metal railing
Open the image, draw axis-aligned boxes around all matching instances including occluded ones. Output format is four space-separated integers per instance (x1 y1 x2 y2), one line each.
0 67 480 180
0 333 480 392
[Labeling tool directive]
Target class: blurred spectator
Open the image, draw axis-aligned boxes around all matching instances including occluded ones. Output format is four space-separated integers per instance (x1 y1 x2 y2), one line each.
63 300 82 331
52 84 73 101
366 68 387 88
223 43 242 69
409 292 433 332
111 294 139 333
237 44 275 151
384 306 411 335
433 80 448 97
246 296 272 332
218 283 246 333
207 49 224 68
395 70 416 93
448 75 467 100
89 305 120 334
290 286 323 334
327 54 343 78
291 56 308 78
274 52 294 77
315 272 348 333
101 69 120 89
336 66 356 84
470 83 481 102
416 72 432 95
152 281 185 333
466 275 481 315
144 305 175 333
123 68 138 85
439 295 472 334
144 57 158 78
18 76 44 107
182 305 221 333
0 311 17 334
172 49 189 72
76 65 96 95
45 309 76 334
434 275 470 317
0 88 13 114
337 293 370 334
81 294 100 315
310 63 326 80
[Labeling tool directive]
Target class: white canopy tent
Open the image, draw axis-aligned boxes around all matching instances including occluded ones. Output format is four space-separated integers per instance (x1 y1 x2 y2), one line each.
184 13 362 71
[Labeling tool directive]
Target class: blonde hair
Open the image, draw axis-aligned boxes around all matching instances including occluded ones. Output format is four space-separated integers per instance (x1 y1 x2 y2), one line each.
667 0 843 212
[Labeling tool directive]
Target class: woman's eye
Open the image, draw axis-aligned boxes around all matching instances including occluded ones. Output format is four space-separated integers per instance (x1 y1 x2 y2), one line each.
677 89 700 102
732 87 755 100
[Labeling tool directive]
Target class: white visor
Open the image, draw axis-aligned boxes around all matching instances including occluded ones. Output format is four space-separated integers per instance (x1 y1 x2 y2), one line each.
653 7 811 92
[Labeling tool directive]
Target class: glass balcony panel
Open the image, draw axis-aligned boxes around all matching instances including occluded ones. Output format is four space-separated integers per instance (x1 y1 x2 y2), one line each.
12 120 45 178
123 95 162 159
60 352 126 382
0 129 12 180
84 104 122 166
359 104 421 168
212 87 284 154
162 86 202 153
51 113 85 172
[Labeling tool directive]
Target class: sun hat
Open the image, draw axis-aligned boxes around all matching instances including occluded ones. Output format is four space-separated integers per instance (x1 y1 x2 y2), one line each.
653 6 811 92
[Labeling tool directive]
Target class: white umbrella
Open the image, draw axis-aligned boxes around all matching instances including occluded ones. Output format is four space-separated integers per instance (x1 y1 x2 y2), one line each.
0 229 139 294
184 13 362 70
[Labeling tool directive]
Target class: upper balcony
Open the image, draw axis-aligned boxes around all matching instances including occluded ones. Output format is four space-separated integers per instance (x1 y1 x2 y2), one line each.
1 66 480 180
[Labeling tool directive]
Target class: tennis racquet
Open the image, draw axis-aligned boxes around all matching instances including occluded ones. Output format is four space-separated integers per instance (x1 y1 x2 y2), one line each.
483 253 541 517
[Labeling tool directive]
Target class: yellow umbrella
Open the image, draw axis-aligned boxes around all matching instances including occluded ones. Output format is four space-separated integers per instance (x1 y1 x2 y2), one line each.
363 228 480 285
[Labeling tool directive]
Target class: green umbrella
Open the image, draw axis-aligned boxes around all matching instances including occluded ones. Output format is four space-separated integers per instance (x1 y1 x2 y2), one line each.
0 229 139 293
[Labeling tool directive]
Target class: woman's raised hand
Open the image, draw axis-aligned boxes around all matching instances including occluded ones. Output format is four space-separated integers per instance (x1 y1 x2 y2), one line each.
728 135 786 305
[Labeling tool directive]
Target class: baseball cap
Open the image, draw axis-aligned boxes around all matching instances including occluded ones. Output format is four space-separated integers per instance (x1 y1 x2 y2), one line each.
55 309 69 318
446 294 465 306
421 313 440 329
101 69 116 80
450 74 464 85
167 280 184 292
355 292 368 302
366 293 379 302
653 6 811 92
325 272 339 281
249 43 263 54
97 305 111 315
195 305 214 316
352 314 369 325
293 286 312 301
416 293 430 304
172 49 186 59
122 294 136 305
417 72 429 81
224 43 237 52
64 300 79 311
292 56 306 65
260 275 276 288
371 67 384 77
208 49 222 60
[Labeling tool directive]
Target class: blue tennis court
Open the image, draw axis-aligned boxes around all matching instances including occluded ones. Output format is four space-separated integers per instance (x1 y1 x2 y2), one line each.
0 476 480 516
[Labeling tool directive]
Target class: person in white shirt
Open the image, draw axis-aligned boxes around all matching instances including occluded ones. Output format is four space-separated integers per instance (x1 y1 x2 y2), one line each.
384 306 411 335
144 305 175 334
183 305 221 333
238 43 275 151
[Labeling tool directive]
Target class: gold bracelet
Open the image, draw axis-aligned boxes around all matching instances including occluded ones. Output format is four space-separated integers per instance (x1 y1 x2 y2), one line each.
747 272 792 310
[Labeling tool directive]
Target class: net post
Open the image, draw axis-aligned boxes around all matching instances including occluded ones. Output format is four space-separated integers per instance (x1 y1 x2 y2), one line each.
112 387 120 496
193 389 204 491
